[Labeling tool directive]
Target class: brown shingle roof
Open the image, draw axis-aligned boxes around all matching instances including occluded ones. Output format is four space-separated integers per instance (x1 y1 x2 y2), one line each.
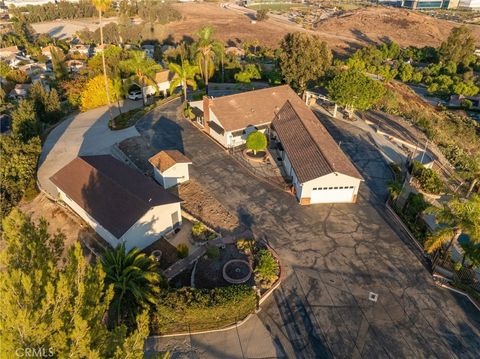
154 70 176 84
149 150 191 173
50 155 181 238
272 101 363 183
208 85 299 132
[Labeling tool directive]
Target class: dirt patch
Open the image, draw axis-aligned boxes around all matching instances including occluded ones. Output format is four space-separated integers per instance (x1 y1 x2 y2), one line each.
173 180 241 235
17 193 109 261
164 4 480 54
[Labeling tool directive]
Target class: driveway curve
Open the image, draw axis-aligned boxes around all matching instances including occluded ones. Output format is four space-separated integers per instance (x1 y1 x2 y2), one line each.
37 101 141 197
137 100 480 358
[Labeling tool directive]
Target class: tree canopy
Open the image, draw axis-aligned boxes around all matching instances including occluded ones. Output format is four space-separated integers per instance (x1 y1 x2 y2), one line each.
438 26 476 67
0 210 149 358
279 32 332 95
246 131 268 154
80 75 121 111
326 69 386 115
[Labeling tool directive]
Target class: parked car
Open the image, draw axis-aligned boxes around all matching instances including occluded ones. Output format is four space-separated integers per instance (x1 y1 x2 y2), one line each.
128 90 143 101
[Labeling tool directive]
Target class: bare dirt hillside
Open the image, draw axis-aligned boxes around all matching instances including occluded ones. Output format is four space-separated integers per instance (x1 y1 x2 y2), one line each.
166 3 480 53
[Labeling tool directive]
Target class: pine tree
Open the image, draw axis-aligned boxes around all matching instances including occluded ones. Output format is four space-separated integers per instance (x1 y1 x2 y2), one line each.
11 100 41 141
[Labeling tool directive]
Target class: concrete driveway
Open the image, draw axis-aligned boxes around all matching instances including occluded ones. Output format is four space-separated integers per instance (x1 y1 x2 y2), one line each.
37 101 141 197
137 100 480 358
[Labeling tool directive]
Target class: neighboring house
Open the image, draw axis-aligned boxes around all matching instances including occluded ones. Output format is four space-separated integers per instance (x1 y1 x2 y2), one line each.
94 44 108 54
142 44 155 58
225 46 245 58
66 59 85 73
8 83 32 100
458 0 480 8
154 69 178 96
68 44 91 57
190 85 363 204
449 94 480 110
149 150 192 189
0 45 19 59
19 62 48 76
41 45 62 60
50 155 183 251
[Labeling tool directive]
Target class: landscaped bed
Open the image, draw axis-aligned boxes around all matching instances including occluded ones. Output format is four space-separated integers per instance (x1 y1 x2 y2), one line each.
109 108 145 130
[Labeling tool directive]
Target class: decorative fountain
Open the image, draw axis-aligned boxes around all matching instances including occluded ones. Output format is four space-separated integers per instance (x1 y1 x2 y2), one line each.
222 259 252 284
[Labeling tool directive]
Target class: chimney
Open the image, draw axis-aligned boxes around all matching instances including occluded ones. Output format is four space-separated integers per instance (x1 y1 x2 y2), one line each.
203 95 210 134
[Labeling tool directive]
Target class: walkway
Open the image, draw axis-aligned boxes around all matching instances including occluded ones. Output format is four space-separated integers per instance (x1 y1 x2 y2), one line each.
163 229 252 280
37 101 141 197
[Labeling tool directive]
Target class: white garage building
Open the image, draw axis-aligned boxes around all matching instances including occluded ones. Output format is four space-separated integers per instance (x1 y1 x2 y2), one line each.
50 155 183 251
271 101 363 204
149 150 192 189
190 85 363 204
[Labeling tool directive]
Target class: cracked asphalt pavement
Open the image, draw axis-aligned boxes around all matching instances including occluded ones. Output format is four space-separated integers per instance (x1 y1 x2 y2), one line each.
139 99 480 358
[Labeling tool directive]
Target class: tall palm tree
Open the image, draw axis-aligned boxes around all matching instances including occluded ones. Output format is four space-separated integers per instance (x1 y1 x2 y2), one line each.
424 194 480 268
168 60 199 102
195 26 222 94
92 0 113 119
102 244 161 325
121 50 161 106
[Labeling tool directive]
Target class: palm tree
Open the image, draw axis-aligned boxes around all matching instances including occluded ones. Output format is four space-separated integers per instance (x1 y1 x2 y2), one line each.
102 244 161 325
195 26 222 94
92 0 113 119
168 60 199 102
424 194 480 268
121 50 161 106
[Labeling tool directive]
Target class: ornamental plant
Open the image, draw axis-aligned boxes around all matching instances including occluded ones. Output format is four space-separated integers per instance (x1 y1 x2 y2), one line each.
246 131 267 155
254 249 279 287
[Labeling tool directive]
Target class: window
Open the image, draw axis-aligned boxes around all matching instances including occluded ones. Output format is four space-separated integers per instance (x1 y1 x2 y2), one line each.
329 187 333 190
334 187 338 189
339 186 343 189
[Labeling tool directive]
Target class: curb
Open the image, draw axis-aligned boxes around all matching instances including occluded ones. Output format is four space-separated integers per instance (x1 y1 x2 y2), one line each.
434 280 480 312
149 241 283 338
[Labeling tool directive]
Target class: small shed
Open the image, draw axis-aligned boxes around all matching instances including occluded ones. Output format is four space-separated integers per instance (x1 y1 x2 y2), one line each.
149 150 192 189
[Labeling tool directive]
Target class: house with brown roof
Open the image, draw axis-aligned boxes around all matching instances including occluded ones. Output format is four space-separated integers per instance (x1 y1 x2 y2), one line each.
41 45 62 60
149 150 192 189
190 85 363 204
50 155 183 250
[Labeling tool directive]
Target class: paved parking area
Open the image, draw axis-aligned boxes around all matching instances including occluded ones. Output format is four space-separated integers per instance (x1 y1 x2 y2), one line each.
38 101 140 197
138 99 480 358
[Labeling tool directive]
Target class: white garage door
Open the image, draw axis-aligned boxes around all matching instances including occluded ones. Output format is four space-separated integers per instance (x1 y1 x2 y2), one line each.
310 186 355 204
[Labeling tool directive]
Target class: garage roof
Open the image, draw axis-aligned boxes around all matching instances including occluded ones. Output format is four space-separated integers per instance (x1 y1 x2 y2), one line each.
272 101 363 183
50 155 181 238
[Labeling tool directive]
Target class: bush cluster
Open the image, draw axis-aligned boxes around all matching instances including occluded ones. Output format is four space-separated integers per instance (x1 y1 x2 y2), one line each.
151 285 256 334
254 249 279 287
411 161 444 194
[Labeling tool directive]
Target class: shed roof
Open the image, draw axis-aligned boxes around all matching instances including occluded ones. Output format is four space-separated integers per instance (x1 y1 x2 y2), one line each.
50 155 181 238
149 150 191 173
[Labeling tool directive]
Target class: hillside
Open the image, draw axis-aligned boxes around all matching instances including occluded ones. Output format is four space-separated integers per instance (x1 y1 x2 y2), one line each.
166 3 480 53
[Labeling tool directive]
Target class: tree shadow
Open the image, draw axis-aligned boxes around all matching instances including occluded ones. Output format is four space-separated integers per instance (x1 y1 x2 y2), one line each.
350 28 378 47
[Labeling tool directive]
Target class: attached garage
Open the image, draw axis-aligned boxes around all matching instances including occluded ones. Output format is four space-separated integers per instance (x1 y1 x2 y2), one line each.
271 100 363 205
311 186 355 204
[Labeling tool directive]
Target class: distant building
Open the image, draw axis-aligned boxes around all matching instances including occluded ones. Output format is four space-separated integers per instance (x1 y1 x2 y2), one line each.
68 44 91 57
458 0 480 8
141 44 155 58
8 83 31 100
66 59 85 73
0 45 19 59
400 0 452 9
41 45 62 60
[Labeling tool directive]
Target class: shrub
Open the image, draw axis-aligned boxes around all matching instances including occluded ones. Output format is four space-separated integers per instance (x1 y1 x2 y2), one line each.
80 75 121 111
256 9 269 21
254 249 279 287
245 131 267 154
236 239 255 255
461 99 473 109
176 244 189 258
192 221 207 238
206 245 220 259
411 161 444 194
152 285 256 334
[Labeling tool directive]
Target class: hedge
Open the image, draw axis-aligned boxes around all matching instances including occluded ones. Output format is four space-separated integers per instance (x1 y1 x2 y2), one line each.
151 285 256 334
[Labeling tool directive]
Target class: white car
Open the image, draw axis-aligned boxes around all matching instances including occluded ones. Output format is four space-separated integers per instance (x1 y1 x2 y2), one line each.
128 90 143 101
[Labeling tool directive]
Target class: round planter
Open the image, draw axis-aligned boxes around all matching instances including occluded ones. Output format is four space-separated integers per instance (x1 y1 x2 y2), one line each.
242 149 267 163
223 259 252 284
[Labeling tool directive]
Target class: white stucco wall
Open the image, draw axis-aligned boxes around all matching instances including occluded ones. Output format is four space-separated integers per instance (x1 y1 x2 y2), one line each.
300 173 361 203
121 202 182 251
152 163 190 189
58 188 120 248
208 111 229 146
